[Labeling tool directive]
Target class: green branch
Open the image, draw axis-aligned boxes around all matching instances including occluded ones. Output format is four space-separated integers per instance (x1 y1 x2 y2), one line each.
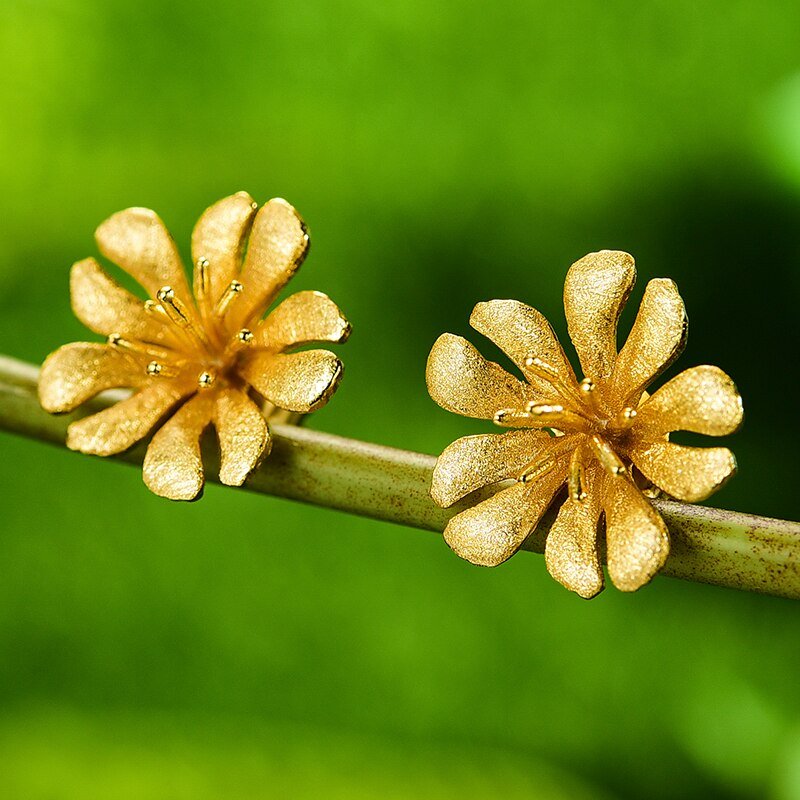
0 354 798 600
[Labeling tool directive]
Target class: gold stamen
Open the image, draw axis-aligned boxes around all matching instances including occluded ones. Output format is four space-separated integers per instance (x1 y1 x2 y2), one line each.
144 298 169 321
527 402 564 415
195 258 212 318
608 406 637 433
194 258 218 341
524 355 583 404
579 378 595 394
145 360 179 378
518 453 558 483
157 285 212 350
568 447 587 502
196 258 210 296
197 371 215 390
579 377 604 415
494 408 524 426
493 407 547 428
235 328 254 346
524 356 560 381
517 435 575 482
157 286 190 325
588 434 627 476
214 280 243 319
107 333 173 361
525 402 592 431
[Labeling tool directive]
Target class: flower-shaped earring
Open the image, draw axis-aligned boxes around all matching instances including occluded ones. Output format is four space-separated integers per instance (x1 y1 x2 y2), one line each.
426 250 743 598
39 192 350 500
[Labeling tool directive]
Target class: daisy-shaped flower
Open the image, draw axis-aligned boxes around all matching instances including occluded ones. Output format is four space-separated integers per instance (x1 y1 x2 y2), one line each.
427 250 743 597
39 191 350 500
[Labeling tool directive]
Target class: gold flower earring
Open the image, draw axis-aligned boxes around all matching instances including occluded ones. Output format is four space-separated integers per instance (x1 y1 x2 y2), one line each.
39 192 351 500
426 250 743 598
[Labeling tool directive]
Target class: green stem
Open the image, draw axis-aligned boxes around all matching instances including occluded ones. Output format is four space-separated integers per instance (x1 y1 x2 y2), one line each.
0 354 798 599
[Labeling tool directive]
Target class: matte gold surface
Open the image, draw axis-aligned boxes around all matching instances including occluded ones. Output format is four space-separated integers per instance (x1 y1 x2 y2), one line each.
142 392 215 500
191 191 256 309
95 207 195 313
39 342 148 413
66 380 191 456
545 465 604 599
70 258 173 345
233 198 310 328
255 290 351 351
633 365 743 437
469 299 577 399
40 192 349 499
567 445 586 502
427 250 743 596
426 333 530 419
608 278 687 405
156 286 210 352
563 250 635 382
588 433 627 477
629 441 737 503
604 475 670 592
214 387 271 486
431 429 557 507
214 280 243 320
242 349 343 413
443 467 566 566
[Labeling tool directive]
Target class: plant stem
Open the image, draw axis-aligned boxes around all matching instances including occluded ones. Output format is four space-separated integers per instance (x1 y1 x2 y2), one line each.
0 354 798 600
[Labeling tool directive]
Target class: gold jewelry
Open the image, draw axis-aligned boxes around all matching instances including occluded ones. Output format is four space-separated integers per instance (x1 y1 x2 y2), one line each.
426 250 743 598
39 192 351 501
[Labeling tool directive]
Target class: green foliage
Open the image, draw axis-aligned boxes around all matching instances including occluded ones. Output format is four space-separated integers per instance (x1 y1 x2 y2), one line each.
0 1 799 797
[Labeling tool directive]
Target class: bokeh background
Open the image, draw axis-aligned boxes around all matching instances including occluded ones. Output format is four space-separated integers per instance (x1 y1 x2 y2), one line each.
1 1 799 797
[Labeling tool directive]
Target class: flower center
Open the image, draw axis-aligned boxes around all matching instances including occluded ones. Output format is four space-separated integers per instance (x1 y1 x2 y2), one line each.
492 356 642 499
107 276 257 392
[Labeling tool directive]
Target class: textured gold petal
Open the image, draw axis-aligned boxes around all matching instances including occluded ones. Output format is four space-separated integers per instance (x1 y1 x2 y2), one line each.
255 290 351 352
431 429 562 507
39 342 148 413
241 349 342 413
563 250 636 381
443 466 566 567
231 198 310 329
469 299 577 400
70 258 172 344
633 365 743 438
426 333 531 420
603 475 669 592
629 441 737 503
607 278 687 405
66 380 192 456
544 465 604 599
213 387 271 486
142 392 215 500
191 191 257 307
95 207 194 310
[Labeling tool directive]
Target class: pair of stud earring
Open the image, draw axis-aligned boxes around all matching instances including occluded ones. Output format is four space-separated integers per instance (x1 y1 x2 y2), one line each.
38 192 743 597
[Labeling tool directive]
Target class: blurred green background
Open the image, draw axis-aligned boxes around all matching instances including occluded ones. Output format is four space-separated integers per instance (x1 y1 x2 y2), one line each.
1 1 800 797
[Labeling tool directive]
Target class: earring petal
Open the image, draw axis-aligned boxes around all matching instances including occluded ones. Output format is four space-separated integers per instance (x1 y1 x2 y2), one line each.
563 250 635 381
143 392 215 500
214 387 271 486
426 333 530 420
545 465 604 598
